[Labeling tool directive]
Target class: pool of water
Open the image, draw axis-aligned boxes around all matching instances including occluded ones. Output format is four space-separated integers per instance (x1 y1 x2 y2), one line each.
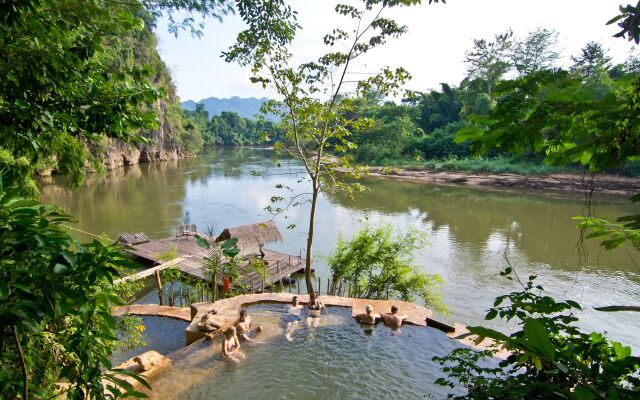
145 304 468 399
112 316 188 366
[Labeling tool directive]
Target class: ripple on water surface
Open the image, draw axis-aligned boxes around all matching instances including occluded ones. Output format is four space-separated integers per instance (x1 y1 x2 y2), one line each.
147 304 467 399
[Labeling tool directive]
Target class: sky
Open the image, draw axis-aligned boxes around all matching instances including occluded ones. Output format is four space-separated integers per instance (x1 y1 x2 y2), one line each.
155 0 636 102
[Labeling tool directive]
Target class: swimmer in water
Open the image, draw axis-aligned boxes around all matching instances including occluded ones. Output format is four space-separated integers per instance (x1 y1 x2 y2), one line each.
306 292 325 328
235 309 264 344
221 326 245 363
354 304 379 325
380 305 407 331
283 295 303 341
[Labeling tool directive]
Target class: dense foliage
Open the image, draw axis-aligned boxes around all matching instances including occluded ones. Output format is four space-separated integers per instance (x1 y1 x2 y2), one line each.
434 269 640 399
434 5 640 399
200 25 640 177
0 188 147 399
328 225 446 313
0 0 273 398
0 0 219 190
184 106 283 145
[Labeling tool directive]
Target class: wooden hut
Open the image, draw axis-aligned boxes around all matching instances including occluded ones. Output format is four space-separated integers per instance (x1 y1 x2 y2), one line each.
214 221 283 258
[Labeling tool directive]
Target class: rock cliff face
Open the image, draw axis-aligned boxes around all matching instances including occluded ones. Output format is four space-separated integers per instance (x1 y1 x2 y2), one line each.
98 100 193 171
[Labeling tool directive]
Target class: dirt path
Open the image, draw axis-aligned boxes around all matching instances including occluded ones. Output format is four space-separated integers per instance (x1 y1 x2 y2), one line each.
365 167 640 196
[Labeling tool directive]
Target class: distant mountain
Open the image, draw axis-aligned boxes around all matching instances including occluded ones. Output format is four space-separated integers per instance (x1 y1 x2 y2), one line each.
181 96 275 121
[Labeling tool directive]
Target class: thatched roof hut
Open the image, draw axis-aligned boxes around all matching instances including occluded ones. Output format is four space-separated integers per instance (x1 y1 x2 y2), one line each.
214 221 283 257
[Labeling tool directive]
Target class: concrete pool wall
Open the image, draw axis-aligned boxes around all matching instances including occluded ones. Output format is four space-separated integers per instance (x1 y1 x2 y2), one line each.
114 293 507 357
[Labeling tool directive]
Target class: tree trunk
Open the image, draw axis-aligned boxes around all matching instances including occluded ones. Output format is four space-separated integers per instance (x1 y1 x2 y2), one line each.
12 325 28 400
155 270 163 306
304 185 319 295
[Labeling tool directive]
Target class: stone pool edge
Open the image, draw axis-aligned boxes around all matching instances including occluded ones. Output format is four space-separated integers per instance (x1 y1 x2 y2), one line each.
113 293 509 359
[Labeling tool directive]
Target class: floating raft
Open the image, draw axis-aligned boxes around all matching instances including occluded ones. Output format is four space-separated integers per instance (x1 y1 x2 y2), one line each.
121 235 304 289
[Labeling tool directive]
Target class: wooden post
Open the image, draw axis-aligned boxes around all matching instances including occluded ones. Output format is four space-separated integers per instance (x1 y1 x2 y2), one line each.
327 278 330 296
250 275 254 294
317 276 321 295
262 278 265 293
348 282 351 298
297 282 300 295
155 270 164 306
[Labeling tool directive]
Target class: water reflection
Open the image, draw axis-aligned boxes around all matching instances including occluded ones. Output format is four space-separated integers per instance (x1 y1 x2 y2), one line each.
38 147 640 350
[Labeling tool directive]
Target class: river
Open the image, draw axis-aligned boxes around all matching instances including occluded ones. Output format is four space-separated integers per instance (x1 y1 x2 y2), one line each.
38 147 640 350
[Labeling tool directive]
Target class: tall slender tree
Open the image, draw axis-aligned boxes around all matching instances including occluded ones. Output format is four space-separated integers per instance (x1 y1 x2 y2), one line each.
464 30 513 96
511 27 561 76
570 41 612 77
225 0 445 295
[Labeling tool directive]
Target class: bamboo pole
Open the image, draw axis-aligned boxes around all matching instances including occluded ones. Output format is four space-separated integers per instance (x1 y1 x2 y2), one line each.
155 270 163 306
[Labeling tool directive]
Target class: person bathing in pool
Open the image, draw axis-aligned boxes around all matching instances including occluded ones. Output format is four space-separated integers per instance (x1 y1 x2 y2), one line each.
283 295 303 341
380 305 407 331
354 304 379 325
235 309 263 344
306 292 325 328
222 326 245 363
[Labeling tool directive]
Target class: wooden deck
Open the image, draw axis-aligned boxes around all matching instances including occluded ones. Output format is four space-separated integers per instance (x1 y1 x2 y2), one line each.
121 236 304 289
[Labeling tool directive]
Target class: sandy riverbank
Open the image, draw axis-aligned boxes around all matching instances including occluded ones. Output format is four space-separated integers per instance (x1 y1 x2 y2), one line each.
364 166 640 196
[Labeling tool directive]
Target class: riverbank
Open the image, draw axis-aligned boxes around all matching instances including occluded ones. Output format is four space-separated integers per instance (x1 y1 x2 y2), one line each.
364 166 640 196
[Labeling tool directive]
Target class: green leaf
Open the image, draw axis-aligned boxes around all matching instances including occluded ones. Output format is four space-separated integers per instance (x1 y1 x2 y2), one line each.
10 283 31 293
195 235 210 249
606 15 623 25
574 385 595 400
221 237 238 249
466 326 512 343
485 309 498 320
0 281 8 300
523 318 555 361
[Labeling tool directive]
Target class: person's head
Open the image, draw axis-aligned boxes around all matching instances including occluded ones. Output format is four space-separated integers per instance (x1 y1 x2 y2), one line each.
292 295 299 306
391 305 398 314
365 305 373 315
225 326 236 338
239 309 248 321
310 292 317 302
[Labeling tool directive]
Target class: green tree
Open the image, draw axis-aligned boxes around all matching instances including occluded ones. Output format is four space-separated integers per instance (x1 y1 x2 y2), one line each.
0 1 288 398
570 41 612 77
328 225 446 313
511 27 561 76
410 83 463 133
464 30 513 96
225 0 445 295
